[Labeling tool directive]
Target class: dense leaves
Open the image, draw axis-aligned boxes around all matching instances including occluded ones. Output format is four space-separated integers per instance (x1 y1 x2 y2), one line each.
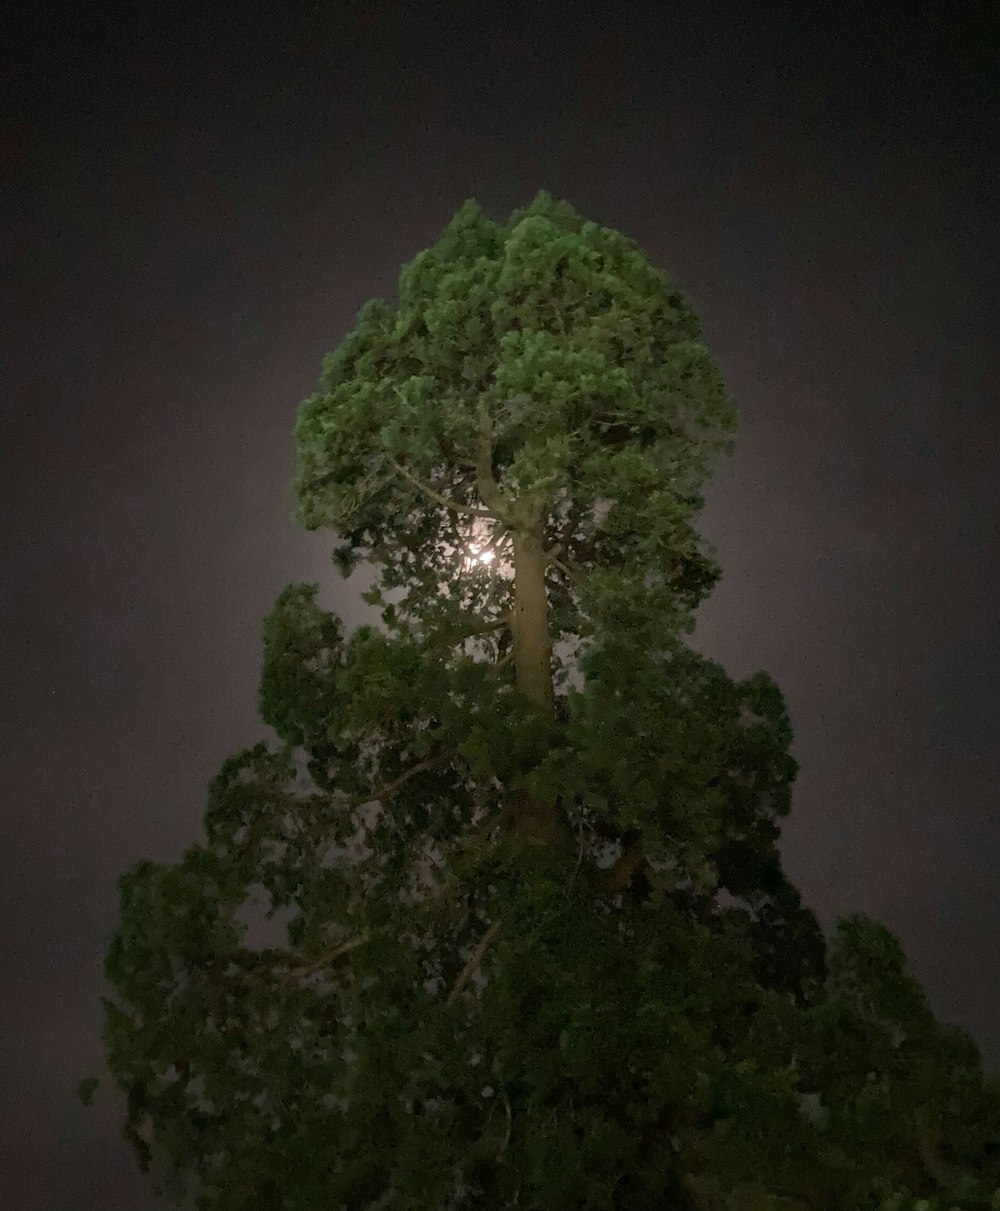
294 192 734 661
100 194 998 1208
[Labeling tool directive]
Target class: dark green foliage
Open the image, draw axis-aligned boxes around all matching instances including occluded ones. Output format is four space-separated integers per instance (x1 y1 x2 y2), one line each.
99 194 999 1209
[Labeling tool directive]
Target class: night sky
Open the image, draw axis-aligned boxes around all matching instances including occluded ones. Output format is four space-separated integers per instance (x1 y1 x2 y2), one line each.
3 3 998 1206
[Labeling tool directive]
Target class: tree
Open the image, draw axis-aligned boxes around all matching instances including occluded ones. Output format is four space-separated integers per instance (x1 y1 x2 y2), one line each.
798 916 1000 1208
98 193 998 1208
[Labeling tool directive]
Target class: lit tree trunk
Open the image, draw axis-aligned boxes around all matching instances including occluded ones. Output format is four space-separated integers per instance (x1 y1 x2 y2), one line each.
507 522 569 852
511 527 555 717
474 433 565 850
473 429 555 716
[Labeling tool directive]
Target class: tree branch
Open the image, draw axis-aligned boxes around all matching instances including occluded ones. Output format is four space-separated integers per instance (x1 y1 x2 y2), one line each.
492 647 514 670
547 552 584 583
473 431 514 521
433 614 513 650
392 460 498 520
286 933 371 977
330 755 446 808
447 921 501 1004
370 756 444 802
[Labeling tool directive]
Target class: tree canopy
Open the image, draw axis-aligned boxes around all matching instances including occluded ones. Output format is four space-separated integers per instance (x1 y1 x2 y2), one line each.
98 193 999 1209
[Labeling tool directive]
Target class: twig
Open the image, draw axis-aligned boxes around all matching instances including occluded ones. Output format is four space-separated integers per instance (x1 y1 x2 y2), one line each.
447 921 501 1004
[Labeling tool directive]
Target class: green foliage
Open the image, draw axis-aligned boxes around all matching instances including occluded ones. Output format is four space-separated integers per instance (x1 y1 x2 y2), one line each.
294 190 735 657
99 194 998 1208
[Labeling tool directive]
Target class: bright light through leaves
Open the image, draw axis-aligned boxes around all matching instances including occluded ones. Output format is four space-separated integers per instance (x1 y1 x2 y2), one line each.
459 516 511 578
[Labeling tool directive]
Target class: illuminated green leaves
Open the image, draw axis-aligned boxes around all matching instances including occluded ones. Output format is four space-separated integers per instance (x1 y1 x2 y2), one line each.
293 192 735 656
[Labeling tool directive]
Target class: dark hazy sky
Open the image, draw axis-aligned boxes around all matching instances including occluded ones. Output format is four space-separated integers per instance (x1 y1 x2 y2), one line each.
2 2 998 1206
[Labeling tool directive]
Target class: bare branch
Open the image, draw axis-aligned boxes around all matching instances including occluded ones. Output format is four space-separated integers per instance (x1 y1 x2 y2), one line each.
447 921 501 1004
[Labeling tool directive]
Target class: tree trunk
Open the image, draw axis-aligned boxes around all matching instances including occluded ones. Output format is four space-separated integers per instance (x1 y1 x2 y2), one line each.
506 524 571 853
511 528 554 716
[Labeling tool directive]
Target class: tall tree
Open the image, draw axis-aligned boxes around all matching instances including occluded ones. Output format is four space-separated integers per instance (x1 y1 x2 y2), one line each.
98 194 998 1209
